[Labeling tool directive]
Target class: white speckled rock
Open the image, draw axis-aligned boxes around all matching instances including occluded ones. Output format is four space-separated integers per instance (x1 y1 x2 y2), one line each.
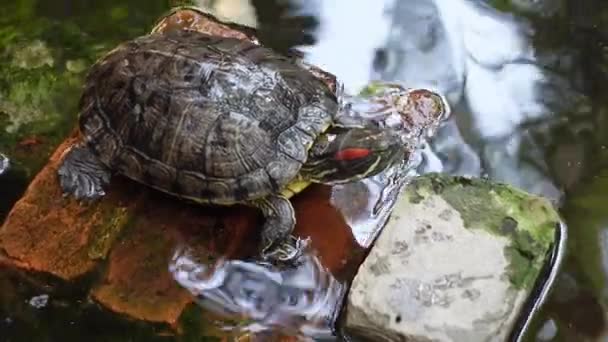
195 0 258 28
343 173 561 342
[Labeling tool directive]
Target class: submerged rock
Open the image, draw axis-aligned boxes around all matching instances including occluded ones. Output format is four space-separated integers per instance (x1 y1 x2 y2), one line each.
343 173 562 342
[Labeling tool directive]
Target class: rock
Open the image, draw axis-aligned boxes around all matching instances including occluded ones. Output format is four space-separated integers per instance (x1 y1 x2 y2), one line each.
0 134 131 280
343 173 560 342
291 185 362 274
193 0 259 28
88 201 256 326
150 5 260 44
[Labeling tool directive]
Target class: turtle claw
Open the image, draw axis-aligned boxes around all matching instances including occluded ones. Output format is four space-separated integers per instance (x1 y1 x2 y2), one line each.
252 195 309 267
57 144 110 202
261 235 311 266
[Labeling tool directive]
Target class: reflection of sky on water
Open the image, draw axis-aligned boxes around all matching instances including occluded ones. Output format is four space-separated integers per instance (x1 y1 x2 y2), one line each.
298 0 391 94
303 0 582 204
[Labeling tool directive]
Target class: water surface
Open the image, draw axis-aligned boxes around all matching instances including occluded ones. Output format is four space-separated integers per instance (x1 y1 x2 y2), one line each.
1 0 608 341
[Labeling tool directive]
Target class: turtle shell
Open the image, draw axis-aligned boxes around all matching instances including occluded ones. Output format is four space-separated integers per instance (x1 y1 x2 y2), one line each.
78 29 338 204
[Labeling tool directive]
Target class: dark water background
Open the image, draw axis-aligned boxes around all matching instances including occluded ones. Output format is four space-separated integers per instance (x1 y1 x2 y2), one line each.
1 0 608 341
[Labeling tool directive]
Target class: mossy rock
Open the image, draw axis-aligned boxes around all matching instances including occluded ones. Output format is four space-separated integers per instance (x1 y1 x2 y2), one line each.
345 173 561 341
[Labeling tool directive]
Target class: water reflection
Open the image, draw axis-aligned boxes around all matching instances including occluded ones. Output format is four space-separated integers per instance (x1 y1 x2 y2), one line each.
0 153 9 176
169 247 345 339
331 86 450 247
303 0 588 204
370 0 575 204
330 154 422 248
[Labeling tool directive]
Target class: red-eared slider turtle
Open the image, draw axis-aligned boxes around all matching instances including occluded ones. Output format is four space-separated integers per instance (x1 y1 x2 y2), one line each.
57 29 411 264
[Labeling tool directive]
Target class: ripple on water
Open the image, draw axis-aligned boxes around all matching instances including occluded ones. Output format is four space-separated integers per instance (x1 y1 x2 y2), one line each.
0 153 10 176
169 247 346 339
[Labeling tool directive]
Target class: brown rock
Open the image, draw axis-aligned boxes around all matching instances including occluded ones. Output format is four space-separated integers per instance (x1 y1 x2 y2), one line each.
89 202 258 326
150 7 259 42
292 185 361 275
0 132 137 280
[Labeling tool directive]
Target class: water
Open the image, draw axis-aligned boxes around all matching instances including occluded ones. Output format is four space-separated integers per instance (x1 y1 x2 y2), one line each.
169 247 345 340
0 154 9 176
0 0 607 341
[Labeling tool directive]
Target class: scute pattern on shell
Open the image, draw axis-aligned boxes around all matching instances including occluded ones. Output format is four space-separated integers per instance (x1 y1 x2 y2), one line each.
78 30 338 204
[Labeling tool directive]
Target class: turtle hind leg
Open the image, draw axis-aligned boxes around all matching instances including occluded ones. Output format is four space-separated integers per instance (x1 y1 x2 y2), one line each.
57 143 111 201
251 194 309 265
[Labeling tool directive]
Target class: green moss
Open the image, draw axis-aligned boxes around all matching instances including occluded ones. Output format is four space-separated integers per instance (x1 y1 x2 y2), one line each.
358 81 396 98
87 206 133 260
487 0 517 12
110 6 130 21
0 15 131 177
177 305 222 342
0 0 173 221
406 173 559 289
561 168 608 299
168 0 199 8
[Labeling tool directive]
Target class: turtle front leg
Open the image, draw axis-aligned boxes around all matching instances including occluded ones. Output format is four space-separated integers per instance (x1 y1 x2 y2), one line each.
251 194 308 264
57 143 111 201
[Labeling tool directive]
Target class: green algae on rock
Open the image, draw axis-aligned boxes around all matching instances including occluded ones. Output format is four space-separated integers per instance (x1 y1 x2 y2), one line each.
87 206 133 260
0 0 173 221
344 173 561 342
559 167 608 299
405 173 558 289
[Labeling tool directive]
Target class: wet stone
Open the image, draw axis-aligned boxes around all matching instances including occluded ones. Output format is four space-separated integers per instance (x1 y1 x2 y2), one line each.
343 173 560 342
0 134 132 280
89 200 259 326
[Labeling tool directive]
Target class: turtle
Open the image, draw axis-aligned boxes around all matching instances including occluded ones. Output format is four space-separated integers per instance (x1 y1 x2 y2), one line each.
57 29 408 264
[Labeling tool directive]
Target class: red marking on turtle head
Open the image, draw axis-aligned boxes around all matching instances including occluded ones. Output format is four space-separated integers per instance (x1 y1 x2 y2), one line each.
334 148 371 161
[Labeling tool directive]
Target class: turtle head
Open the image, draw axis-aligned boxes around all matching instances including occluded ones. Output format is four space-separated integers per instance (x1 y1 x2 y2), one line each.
334 83 450 137
301 127 406 184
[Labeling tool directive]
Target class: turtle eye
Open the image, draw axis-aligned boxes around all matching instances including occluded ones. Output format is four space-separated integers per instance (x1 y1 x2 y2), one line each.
334 148 371 161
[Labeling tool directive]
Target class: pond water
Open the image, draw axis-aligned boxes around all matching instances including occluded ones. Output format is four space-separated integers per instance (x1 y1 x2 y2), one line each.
1 0 607 341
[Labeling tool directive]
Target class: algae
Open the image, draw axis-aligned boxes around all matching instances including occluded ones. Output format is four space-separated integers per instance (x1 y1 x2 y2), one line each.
177 304 223 342
561 168 608 301
406 173 559 289
0 0 172 220
87 206 132 260
358 81 403 98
